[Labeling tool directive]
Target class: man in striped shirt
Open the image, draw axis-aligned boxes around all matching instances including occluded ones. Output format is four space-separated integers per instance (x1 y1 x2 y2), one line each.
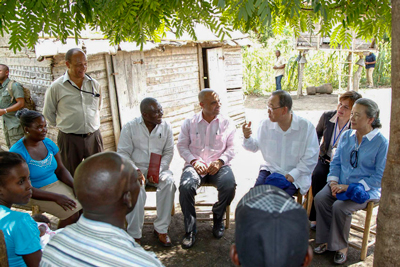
40 152 164 267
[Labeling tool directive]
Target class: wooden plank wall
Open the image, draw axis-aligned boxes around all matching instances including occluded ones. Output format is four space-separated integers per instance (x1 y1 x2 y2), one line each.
144 46 200 138
224 47 246 125
43 54 116 151
0 46 53 150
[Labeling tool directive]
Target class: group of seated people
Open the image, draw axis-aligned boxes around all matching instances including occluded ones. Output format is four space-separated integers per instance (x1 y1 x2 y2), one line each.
0 88 388 266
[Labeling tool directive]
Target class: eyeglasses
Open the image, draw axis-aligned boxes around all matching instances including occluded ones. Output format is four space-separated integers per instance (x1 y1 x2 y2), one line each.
350 149 358 168
267 106 283 112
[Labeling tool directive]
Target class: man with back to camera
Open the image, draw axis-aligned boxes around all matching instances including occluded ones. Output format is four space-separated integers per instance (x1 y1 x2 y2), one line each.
0 64 25 148
230 185 313 267
40 152 164 266
177 89 236 249
365 52 376 88
43 48 103 176
118 97 176 247
242 90 319 196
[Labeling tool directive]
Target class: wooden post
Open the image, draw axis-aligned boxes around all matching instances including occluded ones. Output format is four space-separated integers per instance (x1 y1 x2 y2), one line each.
105 55 121 147
297 52 305 96
347 52 353 91
353 65 363 92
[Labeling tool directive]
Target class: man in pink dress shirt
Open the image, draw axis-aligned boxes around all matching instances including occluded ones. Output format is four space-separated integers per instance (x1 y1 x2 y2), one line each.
177 89 236 249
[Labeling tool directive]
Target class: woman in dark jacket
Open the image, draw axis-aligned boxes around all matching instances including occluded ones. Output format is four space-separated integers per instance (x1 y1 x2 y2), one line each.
309 91 362 228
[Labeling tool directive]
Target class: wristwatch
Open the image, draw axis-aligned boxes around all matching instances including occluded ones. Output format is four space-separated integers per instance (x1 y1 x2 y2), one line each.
218 159 225 166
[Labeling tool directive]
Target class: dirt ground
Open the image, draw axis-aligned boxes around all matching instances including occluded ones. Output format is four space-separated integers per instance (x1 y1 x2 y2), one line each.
20 88 392 267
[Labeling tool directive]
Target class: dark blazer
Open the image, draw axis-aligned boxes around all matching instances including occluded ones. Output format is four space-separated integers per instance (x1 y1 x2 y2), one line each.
316 110 337 158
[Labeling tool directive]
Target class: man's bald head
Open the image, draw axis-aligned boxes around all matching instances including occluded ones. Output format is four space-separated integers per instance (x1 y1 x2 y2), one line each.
198 89 217 102
65 48 86 62
140 97 158 114
74 152 139 215
0 64 9 72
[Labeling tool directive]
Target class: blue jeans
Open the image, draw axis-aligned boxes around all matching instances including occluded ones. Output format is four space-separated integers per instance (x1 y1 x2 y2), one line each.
255 170 297 196
275 75 283 90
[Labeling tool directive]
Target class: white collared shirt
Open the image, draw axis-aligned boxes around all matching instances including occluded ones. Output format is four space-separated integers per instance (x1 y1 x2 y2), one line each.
117 116 174 174
43 72 102 134
274 56 287 77
243 113 319 194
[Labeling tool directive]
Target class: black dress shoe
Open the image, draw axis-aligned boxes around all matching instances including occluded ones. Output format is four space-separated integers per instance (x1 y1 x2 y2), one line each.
181 232 196 249
314 243 328 254
212 218 225 239
334 251 347 265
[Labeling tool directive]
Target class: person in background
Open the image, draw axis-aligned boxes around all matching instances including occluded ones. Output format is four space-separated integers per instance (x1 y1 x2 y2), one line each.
273 50 287 91
365 52 376 88
0 152 42 266
0 64 25 148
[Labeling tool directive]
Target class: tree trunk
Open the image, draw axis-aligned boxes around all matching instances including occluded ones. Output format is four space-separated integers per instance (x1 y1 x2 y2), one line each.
374 0 400 265
347 52 353 91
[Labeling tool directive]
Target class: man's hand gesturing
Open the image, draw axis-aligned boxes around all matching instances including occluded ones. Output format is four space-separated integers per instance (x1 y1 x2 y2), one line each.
242 121 252 139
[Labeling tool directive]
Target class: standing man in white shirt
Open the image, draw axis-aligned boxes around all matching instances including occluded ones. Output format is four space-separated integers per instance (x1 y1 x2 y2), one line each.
242 90 319 196
43 48 103 176
117 97 175 247
177 89 236 249
273 50 287 91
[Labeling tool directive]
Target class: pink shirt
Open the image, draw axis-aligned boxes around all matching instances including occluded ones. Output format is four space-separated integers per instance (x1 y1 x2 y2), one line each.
177 112 236 167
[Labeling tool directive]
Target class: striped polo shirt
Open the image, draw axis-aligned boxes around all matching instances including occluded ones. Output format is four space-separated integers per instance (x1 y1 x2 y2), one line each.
40 216 164 267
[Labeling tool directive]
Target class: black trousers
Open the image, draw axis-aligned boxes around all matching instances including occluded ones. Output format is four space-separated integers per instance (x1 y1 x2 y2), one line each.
309 157 331 221
179 165 236 233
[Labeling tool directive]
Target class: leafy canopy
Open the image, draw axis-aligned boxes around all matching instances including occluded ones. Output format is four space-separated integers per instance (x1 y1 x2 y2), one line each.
0 0 391 52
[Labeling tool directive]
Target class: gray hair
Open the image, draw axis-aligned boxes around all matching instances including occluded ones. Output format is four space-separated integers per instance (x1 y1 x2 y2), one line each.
272 90 292 111
354 98 382 129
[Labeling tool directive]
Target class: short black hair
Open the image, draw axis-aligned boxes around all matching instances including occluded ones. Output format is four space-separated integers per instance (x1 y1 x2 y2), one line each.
65 48 86 62
272 90 292 111
15 108 44 128
140 97 158 114
0 152 26 186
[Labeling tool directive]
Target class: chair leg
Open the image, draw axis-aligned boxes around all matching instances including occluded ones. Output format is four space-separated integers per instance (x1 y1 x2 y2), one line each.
297 193 303 205
171 205 175 216
306 187 313 217
32 205 40 215
361 202 374 260
225 205 230 229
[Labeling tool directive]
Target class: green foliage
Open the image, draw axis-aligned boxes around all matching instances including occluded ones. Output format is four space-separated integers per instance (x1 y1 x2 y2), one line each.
1 0 230 52
243 30 392 95
220 0 391 49
0 0 392 53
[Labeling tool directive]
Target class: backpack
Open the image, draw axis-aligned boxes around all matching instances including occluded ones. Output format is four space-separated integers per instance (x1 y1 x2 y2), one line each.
7 80 35 110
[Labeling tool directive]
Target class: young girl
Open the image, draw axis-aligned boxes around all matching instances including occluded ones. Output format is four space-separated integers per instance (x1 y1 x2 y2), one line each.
0 152 42 266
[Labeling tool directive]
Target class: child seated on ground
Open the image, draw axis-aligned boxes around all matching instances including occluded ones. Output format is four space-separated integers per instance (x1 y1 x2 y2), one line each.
0 152 42 266
31 214 57 249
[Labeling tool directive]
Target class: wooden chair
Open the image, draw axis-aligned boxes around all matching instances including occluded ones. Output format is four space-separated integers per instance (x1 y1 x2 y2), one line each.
295 188 313 214
349 201 379 260
0 230 8 267
11 204 41 215
195 184 231 229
